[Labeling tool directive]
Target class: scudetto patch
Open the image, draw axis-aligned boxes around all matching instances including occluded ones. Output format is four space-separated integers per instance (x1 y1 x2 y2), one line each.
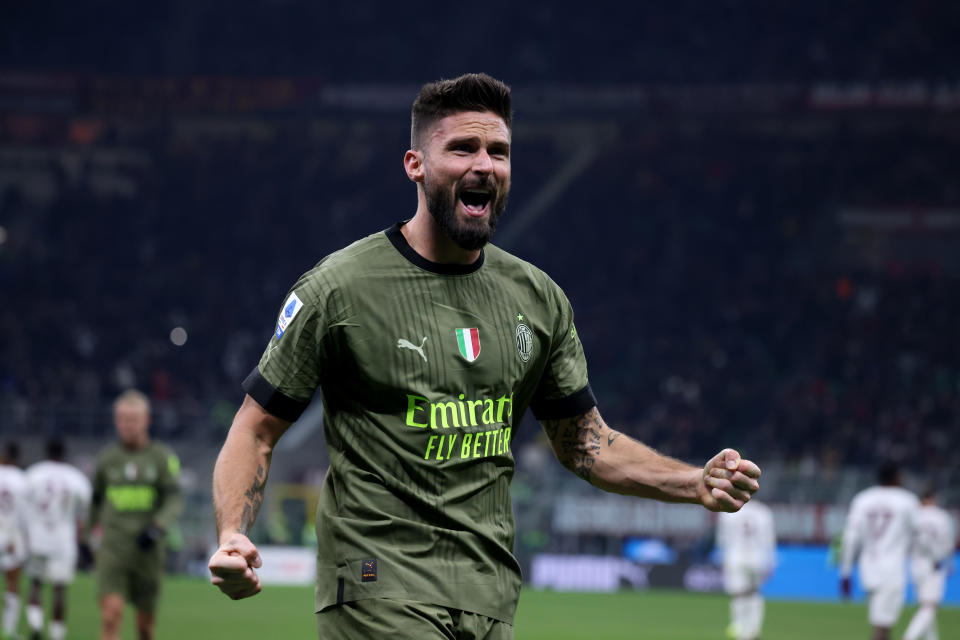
361 558 377 582
275 292 304 339
455 327 481 363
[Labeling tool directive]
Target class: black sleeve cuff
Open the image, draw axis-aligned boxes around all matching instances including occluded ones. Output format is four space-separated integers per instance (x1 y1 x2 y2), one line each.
242 367 310 423
530 384 598 420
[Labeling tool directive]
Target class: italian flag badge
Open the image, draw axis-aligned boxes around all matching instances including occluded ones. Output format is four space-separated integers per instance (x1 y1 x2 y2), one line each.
455 328 481 363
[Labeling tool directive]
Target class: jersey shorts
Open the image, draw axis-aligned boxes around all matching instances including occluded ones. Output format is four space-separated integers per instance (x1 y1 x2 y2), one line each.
867 583 905 627
911 558 947 604
97 545 165 612
723 562 766 595
0 527 27 571
317 598 513 640
26 545 77 584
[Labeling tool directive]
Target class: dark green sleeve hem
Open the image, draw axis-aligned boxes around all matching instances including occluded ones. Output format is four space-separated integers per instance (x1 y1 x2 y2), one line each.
530 384 597 420
242 367 309 423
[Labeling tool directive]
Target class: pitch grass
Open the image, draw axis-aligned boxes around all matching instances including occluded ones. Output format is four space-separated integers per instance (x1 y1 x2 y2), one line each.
17 574 960 639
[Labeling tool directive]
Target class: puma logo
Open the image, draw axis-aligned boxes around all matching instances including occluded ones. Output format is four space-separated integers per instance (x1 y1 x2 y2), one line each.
397 336 428 362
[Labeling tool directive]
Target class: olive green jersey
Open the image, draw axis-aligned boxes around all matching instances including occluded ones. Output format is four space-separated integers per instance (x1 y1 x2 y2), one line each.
244 223 595 623
90 441 182 553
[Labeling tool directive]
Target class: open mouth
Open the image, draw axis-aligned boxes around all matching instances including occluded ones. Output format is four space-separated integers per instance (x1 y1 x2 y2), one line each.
459 188 492 216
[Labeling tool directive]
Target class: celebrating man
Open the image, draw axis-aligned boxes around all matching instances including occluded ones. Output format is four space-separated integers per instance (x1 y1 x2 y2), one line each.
209 73 761 639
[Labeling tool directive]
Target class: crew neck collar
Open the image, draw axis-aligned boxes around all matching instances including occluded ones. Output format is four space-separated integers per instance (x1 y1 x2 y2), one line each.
385 222 485 275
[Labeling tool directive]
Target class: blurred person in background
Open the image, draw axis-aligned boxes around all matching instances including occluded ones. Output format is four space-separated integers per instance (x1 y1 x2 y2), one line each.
0 443 27 640
840 461 919 640
89 390 182 640
903 486 956 640
716 499 776 640
23 439 92 640
208 72 761 639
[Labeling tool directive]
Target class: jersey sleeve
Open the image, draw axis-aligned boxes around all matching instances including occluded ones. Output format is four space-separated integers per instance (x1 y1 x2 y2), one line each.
152 446 182 531
715 513 730 552
88 456 107 530
840 499 863 577
76 470 93 515
243 280 328 422
529 284 596 420
762 509 778 568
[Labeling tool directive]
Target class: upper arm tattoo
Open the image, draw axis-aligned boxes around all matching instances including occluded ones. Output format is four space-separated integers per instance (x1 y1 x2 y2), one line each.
238 464 267 535
542 407 616 483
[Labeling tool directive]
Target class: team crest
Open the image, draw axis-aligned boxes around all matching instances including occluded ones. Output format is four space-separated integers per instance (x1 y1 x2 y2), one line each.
516 323 534 362
275 292 304 339
455 328 481 363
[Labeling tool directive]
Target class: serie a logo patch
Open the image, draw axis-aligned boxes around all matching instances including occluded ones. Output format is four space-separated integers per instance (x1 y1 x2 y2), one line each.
361 558 377 582
275 292 304 339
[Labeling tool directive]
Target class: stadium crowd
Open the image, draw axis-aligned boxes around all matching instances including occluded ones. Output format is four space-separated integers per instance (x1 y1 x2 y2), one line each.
3 1 959 82
2 101 959 482
3 0 959 481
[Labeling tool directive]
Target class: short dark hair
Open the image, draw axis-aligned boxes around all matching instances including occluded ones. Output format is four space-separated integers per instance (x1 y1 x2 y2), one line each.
410 73 512 149
877 460 900 485
47 438 65 461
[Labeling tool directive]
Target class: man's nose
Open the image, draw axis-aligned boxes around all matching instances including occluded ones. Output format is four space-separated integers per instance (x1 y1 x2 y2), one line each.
472 149 494 174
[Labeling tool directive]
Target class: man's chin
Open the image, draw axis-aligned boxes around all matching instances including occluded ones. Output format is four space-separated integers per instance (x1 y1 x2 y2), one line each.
446 215 494 251
450 227 492 251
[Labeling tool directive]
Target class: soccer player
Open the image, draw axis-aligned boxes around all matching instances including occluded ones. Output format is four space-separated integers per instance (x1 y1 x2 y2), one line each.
208 73 762 639
903 486 956 640
1 442 28 640
840 461 919 640
23 439 92 640
716 499 776 640
89 390 182 640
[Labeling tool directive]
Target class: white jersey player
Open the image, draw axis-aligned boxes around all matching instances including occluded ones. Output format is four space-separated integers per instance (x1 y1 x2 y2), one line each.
23 439 92 640
903 487 956 640
717 499 776 640
1 442 28 639
840 461 919 640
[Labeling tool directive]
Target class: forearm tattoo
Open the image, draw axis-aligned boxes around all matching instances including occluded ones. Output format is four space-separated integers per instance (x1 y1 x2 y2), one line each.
542 408 613 482
238 464 267 535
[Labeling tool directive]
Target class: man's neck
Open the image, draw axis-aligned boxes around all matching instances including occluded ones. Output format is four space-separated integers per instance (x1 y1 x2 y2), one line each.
123 439 149 452
401 209 481 265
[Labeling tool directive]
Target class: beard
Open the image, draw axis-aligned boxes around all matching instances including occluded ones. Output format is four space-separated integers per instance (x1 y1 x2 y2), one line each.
424 174 509 251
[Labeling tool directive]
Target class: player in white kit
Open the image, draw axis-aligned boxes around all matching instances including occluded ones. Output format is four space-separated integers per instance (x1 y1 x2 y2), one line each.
1 442 28 640
23 439 92 640
717 499 776 640
902 486 956 640
840 461 919 640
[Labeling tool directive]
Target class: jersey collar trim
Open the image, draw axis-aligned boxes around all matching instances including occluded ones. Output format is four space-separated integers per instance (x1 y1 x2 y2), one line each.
385 222 485 275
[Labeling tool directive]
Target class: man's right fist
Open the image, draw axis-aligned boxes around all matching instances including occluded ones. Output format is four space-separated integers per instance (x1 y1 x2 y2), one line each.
209 532 264 600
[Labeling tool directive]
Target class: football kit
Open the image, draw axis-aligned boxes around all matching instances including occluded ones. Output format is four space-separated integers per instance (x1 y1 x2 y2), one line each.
841 485 920 627
0 465 28 572
24 460 92 583
245 223 595 624
91 442 181 611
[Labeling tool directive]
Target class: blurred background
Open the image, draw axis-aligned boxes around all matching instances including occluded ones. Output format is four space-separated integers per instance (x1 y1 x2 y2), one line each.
2 0 959 608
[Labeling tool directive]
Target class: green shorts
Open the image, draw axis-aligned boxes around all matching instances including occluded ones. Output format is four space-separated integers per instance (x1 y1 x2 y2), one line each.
316 598 513 640
96 547 165 613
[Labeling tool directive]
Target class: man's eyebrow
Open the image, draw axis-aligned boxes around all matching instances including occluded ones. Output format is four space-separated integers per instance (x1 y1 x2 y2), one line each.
444 136 511 151
445 136 479 148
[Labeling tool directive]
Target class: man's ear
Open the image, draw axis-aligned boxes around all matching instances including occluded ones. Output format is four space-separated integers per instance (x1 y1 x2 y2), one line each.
404 149 424 183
